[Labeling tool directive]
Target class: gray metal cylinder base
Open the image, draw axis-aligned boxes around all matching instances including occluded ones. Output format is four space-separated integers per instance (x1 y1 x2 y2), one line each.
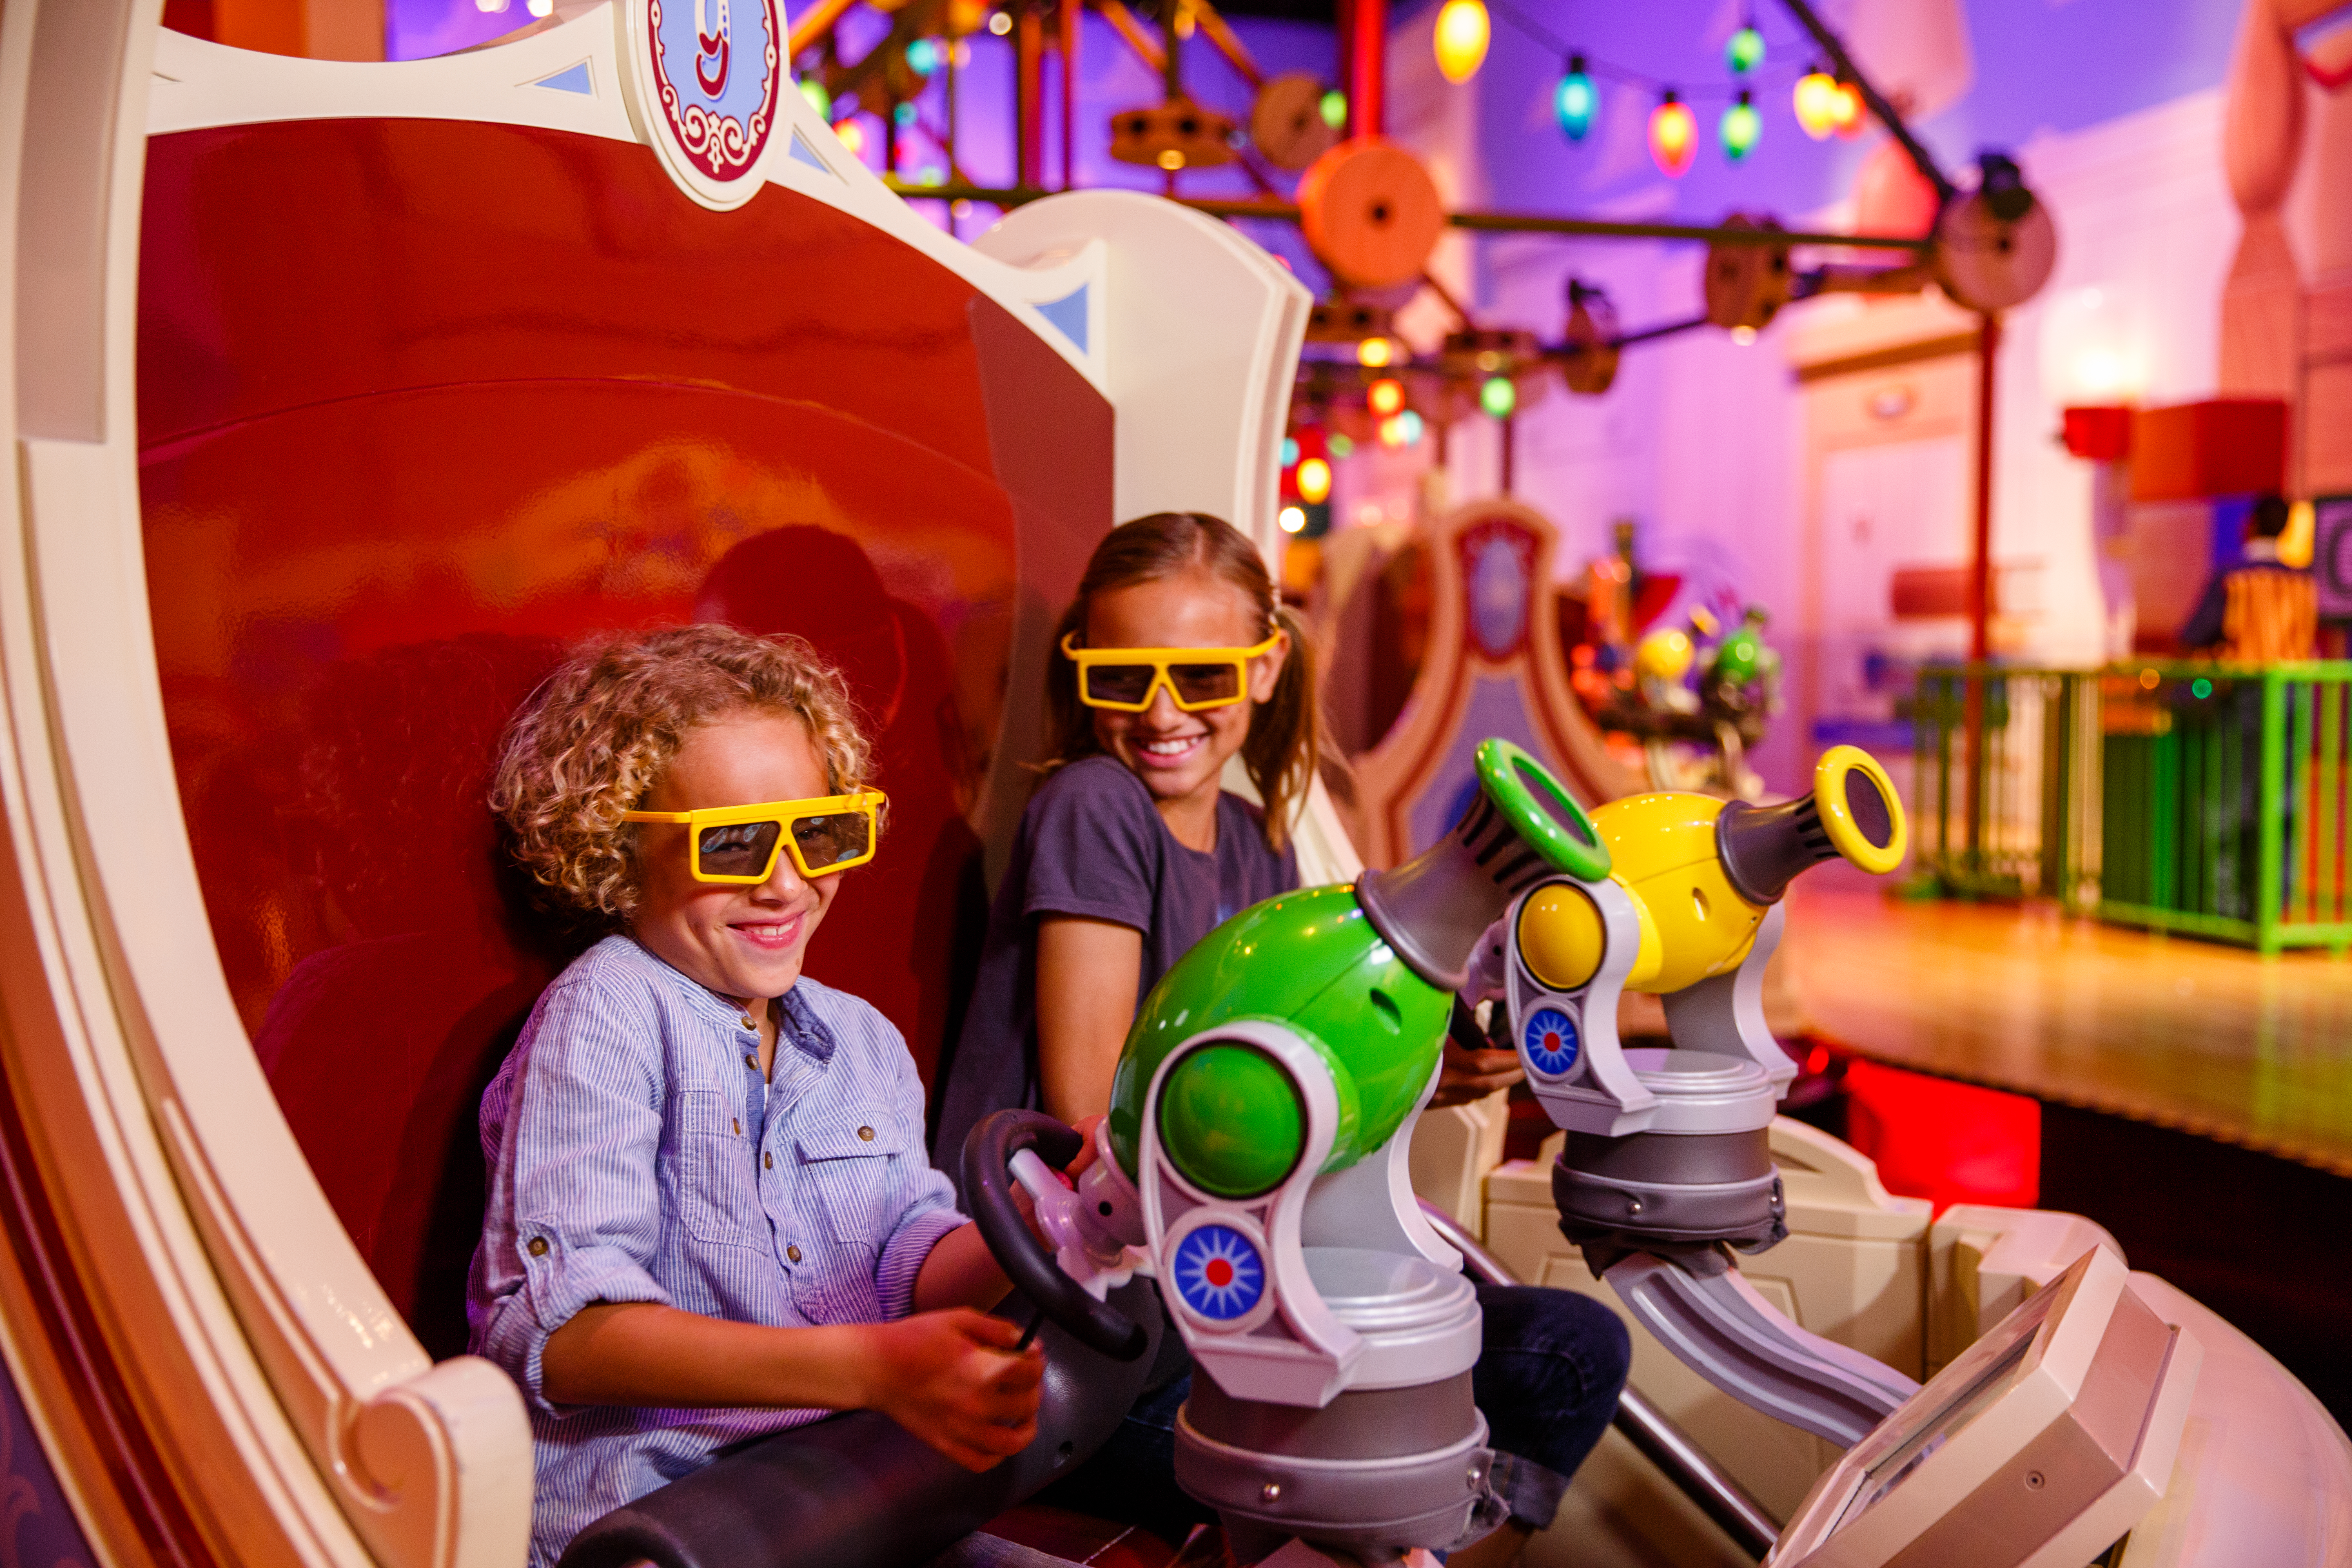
1173 1388 1499 1554
1552 1124 1786 1258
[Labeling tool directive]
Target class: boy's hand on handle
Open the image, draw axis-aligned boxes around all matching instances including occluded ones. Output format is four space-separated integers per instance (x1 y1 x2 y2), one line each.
857 1308 1044 1472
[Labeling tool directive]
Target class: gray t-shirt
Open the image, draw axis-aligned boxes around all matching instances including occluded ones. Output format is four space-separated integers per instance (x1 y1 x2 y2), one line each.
930 754 1298 1185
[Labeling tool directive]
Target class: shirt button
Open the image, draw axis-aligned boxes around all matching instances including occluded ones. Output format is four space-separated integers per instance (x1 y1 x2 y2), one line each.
764 1152 774 1170
787 1245 802 1263
858 1126 875 1142
740 1016 757 1031
527 1237 548 1257
733 1118 742 1136
744 1052 757 1070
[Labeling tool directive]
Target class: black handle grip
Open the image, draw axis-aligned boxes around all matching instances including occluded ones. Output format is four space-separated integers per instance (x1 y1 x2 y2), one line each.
961 1110 1147 1362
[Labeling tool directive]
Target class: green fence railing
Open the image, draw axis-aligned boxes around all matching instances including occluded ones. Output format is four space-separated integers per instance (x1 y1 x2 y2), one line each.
1909 662 2352 953
1911 666 2100 909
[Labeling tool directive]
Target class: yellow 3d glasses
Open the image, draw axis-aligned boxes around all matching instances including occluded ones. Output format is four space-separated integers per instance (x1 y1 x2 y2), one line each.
622 791 887 883
1060 630 1283 712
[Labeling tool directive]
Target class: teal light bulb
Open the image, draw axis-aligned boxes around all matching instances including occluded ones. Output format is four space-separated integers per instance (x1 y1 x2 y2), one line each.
1555 54 1596 142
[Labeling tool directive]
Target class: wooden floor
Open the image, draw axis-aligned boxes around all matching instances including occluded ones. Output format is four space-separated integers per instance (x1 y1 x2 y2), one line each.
1780 871 2352 1178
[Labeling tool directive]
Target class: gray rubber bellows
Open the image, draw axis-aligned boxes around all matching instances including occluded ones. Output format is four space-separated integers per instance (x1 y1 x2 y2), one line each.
1715 761 1896 906
1359 790 1565 991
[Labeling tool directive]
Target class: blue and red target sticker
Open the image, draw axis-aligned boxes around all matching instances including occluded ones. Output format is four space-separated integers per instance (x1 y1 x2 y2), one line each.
1171 1223 1266 1322
1521 1006 1580 1077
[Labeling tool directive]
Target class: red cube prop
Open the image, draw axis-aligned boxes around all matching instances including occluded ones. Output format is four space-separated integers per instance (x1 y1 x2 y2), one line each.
2129 399 2289 501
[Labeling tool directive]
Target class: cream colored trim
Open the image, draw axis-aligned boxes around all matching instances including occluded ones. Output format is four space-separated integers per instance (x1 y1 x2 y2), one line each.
974 189 1311 554
3 11 1309 1568
145 10 1111 396
8 2 530 1566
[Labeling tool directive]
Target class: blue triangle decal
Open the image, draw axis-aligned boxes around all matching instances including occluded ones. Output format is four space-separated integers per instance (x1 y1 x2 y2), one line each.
530 60 594 96
787 129 840 178
1034 285 1089 354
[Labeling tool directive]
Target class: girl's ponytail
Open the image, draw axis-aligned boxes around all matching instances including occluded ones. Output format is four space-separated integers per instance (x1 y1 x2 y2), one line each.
1242 601 1321 853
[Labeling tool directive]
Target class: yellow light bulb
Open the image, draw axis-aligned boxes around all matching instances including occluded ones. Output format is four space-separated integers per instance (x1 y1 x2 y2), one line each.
1793 71 1839 139
1433 0 1490 85
1357 337 1394 368
1296 457 1332 504
1368 378 1405 416
1156 149 1187 171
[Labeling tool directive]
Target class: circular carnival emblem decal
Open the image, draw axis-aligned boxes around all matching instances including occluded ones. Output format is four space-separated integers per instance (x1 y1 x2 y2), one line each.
1522 1005 1580 1077
1171 1223 1267 1322
632 0 783 208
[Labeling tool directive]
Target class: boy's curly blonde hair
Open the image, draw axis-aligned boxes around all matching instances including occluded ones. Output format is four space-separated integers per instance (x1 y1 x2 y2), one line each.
491 624 875 927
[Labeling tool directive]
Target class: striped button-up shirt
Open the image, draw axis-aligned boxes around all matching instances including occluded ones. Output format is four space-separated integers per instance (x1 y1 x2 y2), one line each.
467 934 968 1566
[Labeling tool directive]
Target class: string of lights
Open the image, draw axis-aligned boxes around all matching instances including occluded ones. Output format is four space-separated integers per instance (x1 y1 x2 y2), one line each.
1485 0 1806 102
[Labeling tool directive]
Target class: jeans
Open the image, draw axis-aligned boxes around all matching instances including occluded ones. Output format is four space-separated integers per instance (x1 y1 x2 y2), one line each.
1038 1282 1632 1546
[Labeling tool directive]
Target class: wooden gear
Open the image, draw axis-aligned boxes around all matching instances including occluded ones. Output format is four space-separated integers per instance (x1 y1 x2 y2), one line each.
1703 214 1795 332
1109 97 1238 169
1249 71 1339 171
1297 137 1446 290
1560 283 1621 396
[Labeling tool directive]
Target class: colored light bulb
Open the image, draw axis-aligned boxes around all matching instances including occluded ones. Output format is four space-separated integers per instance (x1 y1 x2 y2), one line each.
1280 505 1307 534
1368 378 1405 416
833 118 867 157
1433 0 1490 85
1831 79 1865 137
798 77 831 118
1296 458 1332 504
1398 410 1425 445
1327 433 1355 458
1720 89 1760 161
1555 55 1596 142
1648 91 1696 177
1480 376 1516 419
1319 89 1348 129
1358 336 1394 368
906 38 944 75
1794 67 1839 139
1281 436 1300 467
1726 23 1764 76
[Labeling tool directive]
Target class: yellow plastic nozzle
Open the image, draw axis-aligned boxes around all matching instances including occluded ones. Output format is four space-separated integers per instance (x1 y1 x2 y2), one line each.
1813 746 1907 874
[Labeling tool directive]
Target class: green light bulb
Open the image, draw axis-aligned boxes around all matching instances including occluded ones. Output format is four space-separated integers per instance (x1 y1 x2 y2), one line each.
1720 90 1760 161
1319 89 1348 129
1726 23 1764 76
798 77 831 119
1480 376 1516 419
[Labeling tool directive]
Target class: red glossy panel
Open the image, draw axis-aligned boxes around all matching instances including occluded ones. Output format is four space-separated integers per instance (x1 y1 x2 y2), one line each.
138 119 1110 1351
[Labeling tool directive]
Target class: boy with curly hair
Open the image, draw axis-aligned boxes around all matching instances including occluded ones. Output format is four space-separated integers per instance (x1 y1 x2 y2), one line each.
469 624 1040 1567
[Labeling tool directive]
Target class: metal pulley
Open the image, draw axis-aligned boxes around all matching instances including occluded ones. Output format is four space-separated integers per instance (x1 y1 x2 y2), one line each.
1250 71 1339 171
1559 279 1619 395
1931 152 2057 312
1109 98 1238 170
1297 138 1446 290
1702 213 1794 332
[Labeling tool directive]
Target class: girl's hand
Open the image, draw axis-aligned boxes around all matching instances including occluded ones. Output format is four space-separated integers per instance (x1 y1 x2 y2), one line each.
852 1309 1045 1471
1430 1037 1522 1107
